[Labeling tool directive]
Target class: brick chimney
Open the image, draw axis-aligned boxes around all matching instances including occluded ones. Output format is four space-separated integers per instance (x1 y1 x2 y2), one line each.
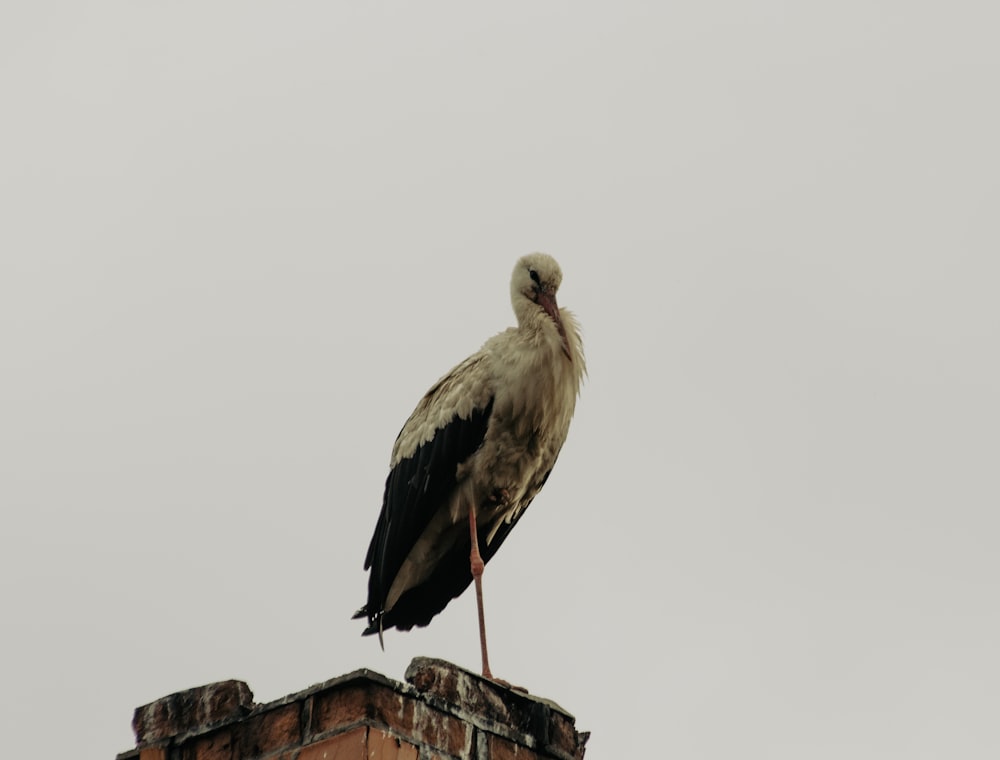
117 657 588 759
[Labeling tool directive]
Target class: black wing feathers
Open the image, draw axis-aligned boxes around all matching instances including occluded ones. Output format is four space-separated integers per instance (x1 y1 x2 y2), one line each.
359 398 494 634
366 488 535 633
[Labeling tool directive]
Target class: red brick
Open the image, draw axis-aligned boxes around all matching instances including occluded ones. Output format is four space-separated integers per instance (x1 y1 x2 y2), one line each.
311 685 371 733
404 703 470 756
180 729 234 760
310 683 408 735
367 683 410 728
237 704 301 757
546 711 577 757
405 663 460 704
134 681 253 744
120 660 587 760
309 681 468 757
487 734 540 760
367 728 419 760
298 726 367 760
406 658 576 752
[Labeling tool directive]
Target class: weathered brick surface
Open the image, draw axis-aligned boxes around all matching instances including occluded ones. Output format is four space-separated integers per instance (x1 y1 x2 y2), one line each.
364 682 411 731
178 729 234 760
368 728 419 760
237 703 302 758
422 752 462 760
310 683 377 734
309 682 469 757
404 658 586 759
119 660 586 760
133 680 254 745
297 726 366 760
402 702 470 756
488 734 541 760
545 711 579 759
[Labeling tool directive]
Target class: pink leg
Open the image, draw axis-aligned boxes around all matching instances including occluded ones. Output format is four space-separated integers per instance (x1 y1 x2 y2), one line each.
468 504 493 679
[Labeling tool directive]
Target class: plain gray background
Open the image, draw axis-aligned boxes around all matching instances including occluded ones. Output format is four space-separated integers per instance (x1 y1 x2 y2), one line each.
2 3 998 758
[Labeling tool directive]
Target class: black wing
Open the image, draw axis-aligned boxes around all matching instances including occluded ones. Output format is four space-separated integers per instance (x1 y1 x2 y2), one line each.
373 486 541 633
356 397 494 635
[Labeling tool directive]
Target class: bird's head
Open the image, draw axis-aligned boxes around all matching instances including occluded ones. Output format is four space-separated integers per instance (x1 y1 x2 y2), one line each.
511 252 572 361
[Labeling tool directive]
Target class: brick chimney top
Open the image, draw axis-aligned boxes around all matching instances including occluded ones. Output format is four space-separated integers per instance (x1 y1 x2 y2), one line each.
118 657 588 759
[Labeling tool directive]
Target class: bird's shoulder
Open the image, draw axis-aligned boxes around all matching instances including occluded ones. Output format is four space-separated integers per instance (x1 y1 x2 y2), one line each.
390 350 496 466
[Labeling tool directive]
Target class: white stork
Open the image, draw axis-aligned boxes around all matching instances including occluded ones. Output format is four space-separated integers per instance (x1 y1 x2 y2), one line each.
354 253 585 678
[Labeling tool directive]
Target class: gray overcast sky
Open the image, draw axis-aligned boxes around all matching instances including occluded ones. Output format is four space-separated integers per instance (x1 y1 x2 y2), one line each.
2 3 998 758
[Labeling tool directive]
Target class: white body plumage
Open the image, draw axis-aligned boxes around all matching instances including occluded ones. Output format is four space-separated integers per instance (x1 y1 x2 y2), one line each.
357 253 585 636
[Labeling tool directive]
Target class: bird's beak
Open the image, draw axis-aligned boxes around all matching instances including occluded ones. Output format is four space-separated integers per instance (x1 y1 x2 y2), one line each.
536 289 572 362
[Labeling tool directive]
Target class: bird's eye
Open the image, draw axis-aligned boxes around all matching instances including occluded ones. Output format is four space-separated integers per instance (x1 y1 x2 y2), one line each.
529 269 540 285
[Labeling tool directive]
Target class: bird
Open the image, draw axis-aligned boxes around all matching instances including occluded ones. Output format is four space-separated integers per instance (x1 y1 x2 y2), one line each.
354 253 585 679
